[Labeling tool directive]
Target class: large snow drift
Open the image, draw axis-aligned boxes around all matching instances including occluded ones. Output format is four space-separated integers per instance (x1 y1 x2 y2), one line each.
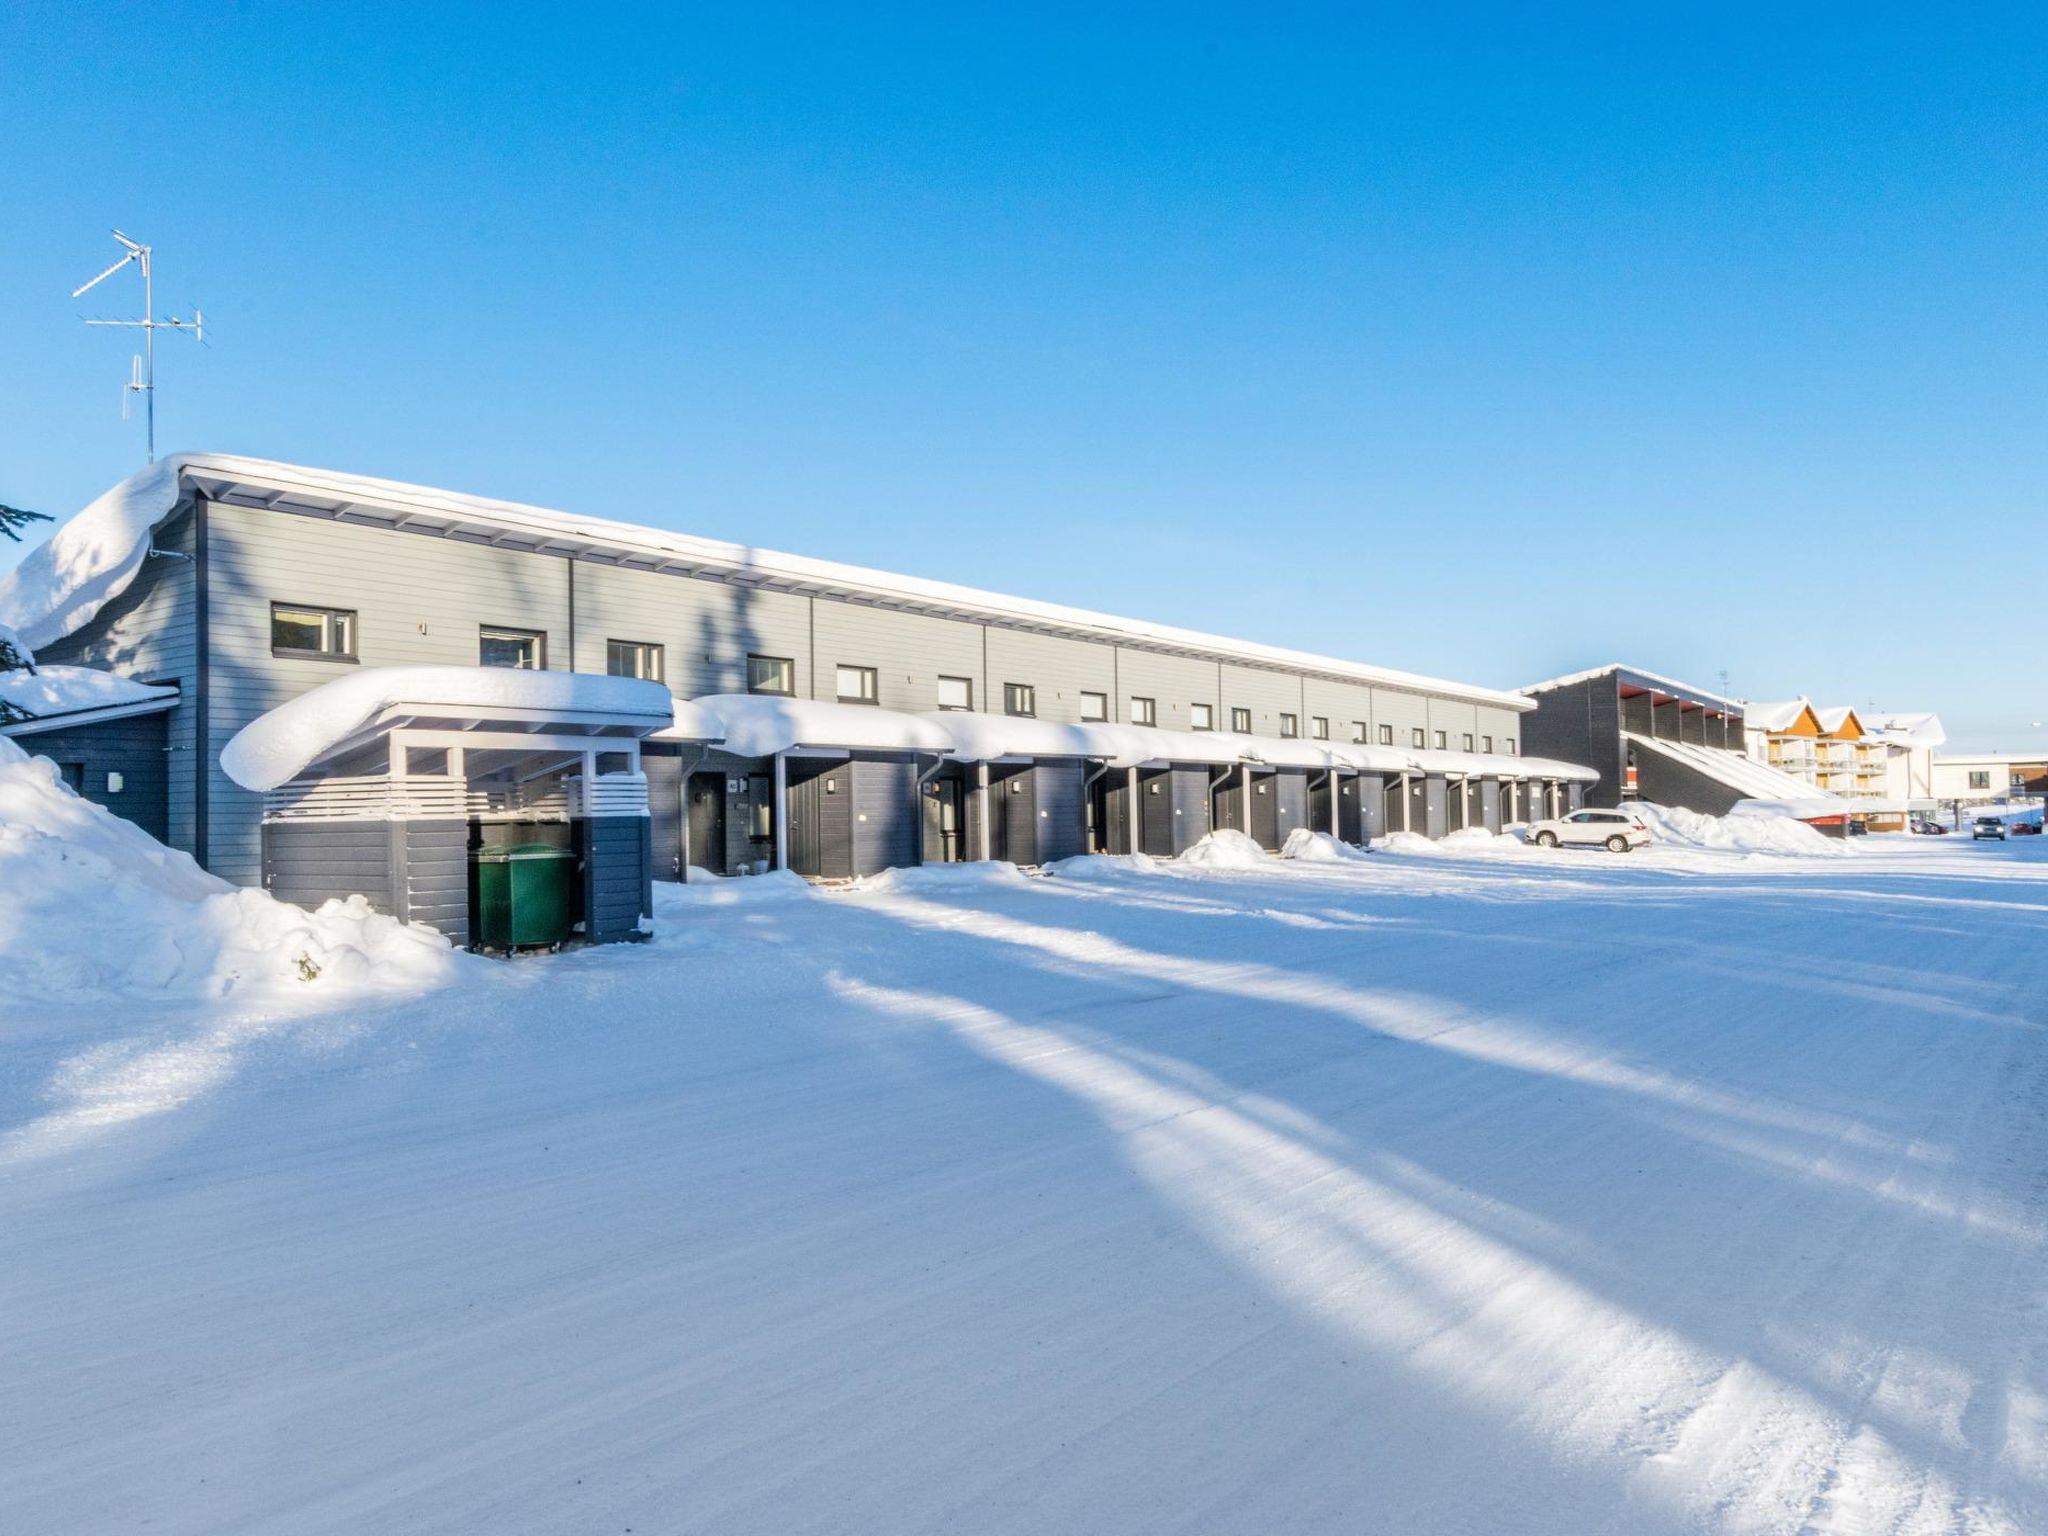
1628 801 1851 857
221 666 681 791
0 736 459 999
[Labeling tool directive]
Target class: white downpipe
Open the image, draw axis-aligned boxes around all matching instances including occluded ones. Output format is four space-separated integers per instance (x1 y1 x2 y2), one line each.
1400 773 1412 832
977 761 991 861
1240 763 1252 833
1126 766 1140 853
772 751 789 871
1328 771 1340 835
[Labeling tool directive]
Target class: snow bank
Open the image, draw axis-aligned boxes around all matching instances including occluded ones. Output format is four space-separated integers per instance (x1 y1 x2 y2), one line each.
221 666 679 791
0 665 177 722
0 458 182 650
1281 829 1371 863
1178 829 1273 869
1044 851 1165 880
854 861 1032 894
1630 802 1850 857
0 736 460 999
654 869 817 907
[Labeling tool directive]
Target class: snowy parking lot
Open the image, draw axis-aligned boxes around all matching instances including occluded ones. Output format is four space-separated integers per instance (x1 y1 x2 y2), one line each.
4 828 2047 1534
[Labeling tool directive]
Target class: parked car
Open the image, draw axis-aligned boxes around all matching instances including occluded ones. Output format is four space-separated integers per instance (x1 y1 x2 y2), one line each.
1973 817 2007 841
1909 818 1949 835
1528 808 1651 853
2014 820 2041 836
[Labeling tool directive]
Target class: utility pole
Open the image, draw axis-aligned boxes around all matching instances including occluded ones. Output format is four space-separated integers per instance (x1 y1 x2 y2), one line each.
70 230 205 462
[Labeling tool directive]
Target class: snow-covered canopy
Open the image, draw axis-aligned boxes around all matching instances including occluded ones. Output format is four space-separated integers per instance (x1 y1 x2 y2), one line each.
1408 747 1595 783
916 711 1101 761
1514 755 1601 784
1074 723 1250 769
0 666 178 731
0 459 183 651
1239 735 1346 770
692 695 955 759
221 667 680 792
2 453 1530 711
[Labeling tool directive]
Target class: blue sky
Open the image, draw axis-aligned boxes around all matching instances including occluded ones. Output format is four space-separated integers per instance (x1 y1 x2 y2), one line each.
3 4 2043 748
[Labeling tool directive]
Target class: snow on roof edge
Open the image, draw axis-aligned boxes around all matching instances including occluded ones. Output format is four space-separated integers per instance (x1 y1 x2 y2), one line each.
1520 662 1744 712
10 452 1531 711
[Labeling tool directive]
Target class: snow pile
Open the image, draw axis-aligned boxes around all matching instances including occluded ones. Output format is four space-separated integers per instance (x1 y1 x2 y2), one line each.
0 736 460 999
1044 851 1165 880
855 862 1032 894
1374 831 1439 854
0 665 177 723
0 620 31 668
655 869 817 907
0 458 182 650
222 666 680 790
1632 802 1849 857
1281 829 1371 862
1178 829 1273 869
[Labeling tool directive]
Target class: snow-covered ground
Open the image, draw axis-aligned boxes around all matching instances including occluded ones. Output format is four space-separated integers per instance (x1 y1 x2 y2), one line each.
4 807 2047 1532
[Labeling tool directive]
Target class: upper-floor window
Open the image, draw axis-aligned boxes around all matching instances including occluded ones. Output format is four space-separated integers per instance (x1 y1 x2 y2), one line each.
1434 730 1448 750
1462 733 1475 752
606 639 663 681
1004 682 1036 717
1352 721 1368 744
1505 737 1517 755
1311 716 1329 740
836 664 879 704
272 603 356 661
480 626 544 670
1080 690 1109 722
1481 735 1493 753
747 654 795 695
1231 707 1252 734
1130 696 1157 726
1410 727 1426 749
1190 703 1215 731
1279 712 1299 739
1968 770 1991 789
1379 724 1394 746
937 675 973 711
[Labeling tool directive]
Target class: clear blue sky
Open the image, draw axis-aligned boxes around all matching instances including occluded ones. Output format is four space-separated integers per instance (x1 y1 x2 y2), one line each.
3 4 2043 748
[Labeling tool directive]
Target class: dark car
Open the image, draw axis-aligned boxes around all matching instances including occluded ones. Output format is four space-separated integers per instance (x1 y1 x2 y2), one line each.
2014 820 2042 836
1909 818 1949 835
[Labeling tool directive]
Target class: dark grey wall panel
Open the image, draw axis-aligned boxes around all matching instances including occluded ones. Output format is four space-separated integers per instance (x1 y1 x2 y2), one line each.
1633 751 1743 816
1273 768 1308 847
580 814 651 943
262 820 395 912
1169 764 1211 855
10 713 171 841
1249 770 1280 850
644 747 685 880
1423 776 1448 839
1035 759 1089 863
851 753 917 877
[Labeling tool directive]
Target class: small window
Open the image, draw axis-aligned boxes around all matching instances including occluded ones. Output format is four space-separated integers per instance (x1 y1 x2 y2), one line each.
1279 713 1299 739
1411 727 1426 749
1379 724 1394 746
1505 737 1517 756
1130 696 1157 726
1231 707 1252 734
1191 703 1215 731
1481 735 1493 754
1462 733 1475 752
747 654 795 695
1968 770 1991 789
272 604 356 660
1004 683 1036 717
1080 690 1109 722
606 639 663 681
1352 721 1368 744
1311 716 1329 740
1434 730 1448 750
937 675 973 711
836 664 879 704
480 626 544 669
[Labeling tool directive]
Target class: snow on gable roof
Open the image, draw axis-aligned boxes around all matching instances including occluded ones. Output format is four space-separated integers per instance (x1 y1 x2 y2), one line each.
221 666 680 792
1742 699 1819 734
1865 712 1946 749
1812 706 1864 738
2 453 1531 712
690 695 955 758
0 665 178 735
1520 663 1743 712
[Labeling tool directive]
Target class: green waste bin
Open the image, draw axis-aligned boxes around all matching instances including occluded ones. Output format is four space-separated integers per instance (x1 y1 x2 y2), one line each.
472 842 577 950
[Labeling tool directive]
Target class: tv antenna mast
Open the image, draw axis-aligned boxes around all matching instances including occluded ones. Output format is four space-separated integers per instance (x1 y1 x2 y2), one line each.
70 230 204 463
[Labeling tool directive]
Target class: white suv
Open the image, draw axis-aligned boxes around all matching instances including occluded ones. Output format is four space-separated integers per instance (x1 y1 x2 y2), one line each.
1528 808 1651 853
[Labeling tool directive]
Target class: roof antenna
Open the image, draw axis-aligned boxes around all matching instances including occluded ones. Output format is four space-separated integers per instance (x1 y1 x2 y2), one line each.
70 230 205 463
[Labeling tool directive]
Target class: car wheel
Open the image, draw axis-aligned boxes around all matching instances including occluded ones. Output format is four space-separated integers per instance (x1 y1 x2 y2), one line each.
1606 835 1629 853
1535 831 1558 848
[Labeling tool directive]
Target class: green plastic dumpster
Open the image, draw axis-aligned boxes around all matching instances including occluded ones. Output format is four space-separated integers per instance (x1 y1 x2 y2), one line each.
472 842 577 950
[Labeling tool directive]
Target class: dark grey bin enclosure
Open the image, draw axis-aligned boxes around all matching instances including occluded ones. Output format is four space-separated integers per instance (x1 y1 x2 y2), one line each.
1271 767 1309 849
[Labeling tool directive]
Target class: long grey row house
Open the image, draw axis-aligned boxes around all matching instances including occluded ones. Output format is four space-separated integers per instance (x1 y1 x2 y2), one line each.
1 454 1593 944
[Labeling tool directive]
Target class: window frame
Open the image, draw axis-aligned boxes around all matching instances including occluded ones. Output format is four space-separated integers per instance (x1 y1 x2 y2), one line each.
1481 735 1493 754
1003 682 1037 718
1310 716 1329 741
605 638 664 682
1279 712 1299 739
1230 707 1252 735
835 663 880 705
1411 727 1426 749
1130 696 1157 727
1968 770 1992 789
1462 733 1475 753
936 675 974 712
1190 702 1215 732
1379 723 1394 747
747 653 796 696
1079 690 1110 723
1434 730 1448 750
1505 737 1517 756
479 625 546 671
271 603 358 662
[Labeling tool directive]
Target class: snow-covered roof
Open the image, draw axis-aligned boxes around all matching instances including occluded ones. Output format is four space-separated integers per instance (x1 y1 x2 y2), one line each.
692 695 956 758
1742 699 1816 733
1520 663 1743 712
0 665 179 736
1864 712 1946 750
1624 732 1837 808
914 710 1100 761
1071 723 1249 769
1812 706 1864 737
2 453 1532 712
221 666 681 791
1411 748 1599 783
